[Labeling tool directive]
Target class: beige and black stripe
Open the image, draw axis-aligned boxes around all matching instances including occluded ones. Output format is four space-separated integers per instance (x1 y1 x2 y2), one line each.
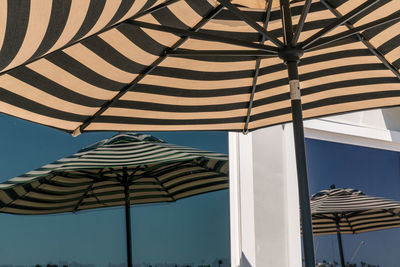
310 188 400 235
0 133 228 215
0 0 399 133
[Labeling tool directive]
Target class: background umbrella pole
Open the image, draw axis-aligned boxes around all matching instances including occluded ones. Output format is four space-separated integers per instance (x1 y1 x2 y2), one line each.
288 59 316 267
123 171 133 267
336 219 346 267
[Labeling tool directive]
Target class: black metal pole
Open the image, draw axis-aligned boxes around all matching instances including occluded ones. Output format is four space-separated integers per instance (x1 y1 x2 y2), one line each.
123 171 133 267
288 60 316 267
336 220 346 267
279 0 315 266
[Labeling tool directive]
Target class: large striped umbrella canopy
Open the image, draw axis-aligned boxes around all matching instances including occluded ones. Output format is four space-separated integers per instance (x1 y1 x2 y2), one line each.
0 132 228 267
0 0 398 133
310 186 400 266
1 1 399 265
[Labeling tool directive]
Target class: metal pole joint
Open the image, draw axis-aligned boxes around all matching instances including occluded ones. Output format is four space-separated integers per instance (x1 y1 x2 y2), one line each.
281 51 302 100
278 46 304 64
289 79 301 100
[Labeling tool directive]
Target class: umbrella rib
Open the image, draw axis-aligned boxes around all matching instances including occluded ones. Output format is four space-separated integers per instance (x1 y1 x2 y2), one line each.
76 186 167 199
291 0 312 46
0 0 179 77
113 168 124 184
313 213 335 220
2 174 58 208
56 170 113 182
387 209 400 218
127 166 144 181
301 0 381 49
154 176 176 201
319 0 400 79
170 179 228 197
304 11 400 51
72 184 94 212
243 0 273 133
81 192 173 207
85 167 144 178
89 190 109 207
343 213 356 234
168 49 277 57
125 20 279 53
139 161 195 180
215 0 283 47
75 5 225 135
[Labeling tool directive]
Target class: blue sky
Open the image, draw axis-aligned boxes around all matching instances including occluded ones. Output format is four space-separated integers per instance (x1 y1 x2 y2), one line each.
0 114 399 266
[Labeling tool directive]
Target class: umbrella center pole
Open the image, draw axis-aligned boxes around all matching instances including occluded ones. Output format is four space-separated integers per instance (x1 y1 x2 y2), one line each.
288 59 316 267
335 218 346 267
279 46 315 267
123 175 133 267
278 1 314 263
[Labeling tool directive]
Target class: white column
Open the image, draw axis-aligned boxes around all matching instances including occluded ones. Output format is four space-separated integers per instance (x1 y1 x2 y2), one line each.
229 132 256 267
229 124 302 267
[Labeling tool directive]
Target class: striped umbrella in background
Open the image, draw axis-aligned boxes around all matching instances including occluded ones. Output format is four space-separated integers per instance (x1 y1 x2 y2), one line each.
0 133 229 267
311 185 400 267
1 1 400 265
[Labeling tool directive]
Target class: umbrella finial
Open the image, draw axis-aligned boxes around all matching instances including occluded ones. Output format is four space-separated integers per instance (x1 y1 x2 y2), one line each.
330 184 336 189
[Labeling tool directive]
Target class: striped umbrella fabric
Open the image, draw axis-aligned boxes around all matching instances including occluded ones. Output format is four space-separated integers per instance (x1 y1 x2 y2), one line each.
0 132 229 215
311 187 400 267
311 187 400 235
0 0 398 134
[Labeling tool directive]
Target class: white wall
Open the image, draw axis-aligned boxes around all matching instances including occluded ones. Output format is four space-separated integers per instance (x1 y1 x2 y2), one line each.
229 124 302 267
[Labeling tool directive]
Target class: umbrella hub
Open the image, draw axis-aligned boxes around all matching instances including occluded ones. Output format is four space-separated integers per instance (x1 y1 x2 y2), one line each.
279 46 304 100
278 46 304 63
